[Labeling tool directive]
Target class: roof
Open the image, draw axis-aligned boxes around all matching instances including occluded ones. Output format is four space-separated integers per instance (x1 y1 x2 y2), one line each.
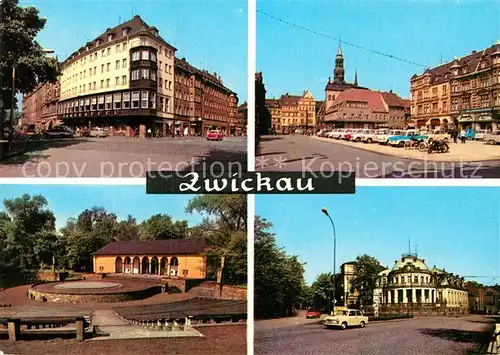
412 43 500 83
93 239 207 256
330 88 388 113
64 15 176 65
174 57 234 95
380 91 410 109
279 94 301 105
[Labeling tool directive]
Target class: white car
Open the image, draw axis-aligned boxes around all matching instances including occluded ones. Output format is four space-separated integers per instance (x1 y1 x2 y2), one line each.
89 127 109 138
474 129 490 141
42 126 74 138
323 309 368 330
378 129 404 144
332 129 347 139
363 129 388 143
352 129 374 142
484 132 500 145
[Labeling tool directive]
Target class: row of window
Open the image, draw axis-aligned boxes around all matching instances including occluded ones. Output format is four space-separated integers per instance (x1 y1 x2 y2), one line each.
131 49 157 63
59 91 162 113
68 75 129 95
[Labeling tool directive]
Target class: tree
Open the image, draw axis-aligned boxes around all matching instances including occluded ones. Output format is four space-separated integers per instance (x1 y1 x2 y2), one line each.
1 194 56 271
115 215 140 241
59 207 119 271
350 254 385 307
0 0 59 138
186 195 247 285
139 214 188 240
254 216 305 319
310 273 334 312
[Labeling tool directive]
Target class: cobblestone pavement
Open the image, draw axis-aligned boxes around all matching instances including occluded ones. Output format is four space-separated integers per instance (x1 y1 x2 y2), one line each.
254 314 496 355
257 135 500 178
0 136 247 178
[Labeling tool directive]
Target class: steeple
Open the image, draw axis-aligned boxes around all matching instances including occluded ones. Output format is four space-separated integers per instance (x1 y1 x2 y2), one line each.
354 69 358 86
333 41 345 84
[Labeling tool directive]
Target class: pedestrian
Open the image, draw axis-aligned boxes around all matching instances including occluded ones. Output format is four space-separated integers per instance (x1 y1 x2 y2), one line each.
452 128 458 143
147 128 152 138
460 128 466 144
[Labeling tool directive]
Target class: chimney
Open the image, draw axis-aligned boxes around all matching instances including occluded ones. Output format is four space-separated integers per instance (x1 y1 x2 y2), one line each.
472 50 476 54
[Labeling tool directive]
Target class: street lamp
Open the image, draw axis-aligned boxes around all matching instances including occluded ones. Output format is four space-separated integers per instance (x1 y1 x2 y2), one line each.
8 49 55 146
322 207 337 315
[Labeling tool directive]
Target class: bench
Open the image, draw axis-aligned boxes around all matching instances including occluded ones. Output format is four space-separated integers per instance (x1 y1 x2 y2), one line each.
0 316 88 341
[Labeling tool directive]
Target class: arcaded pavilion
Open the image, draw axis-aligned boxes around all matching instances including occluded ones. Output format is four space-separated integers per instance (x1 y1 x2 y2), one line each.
373 252 469 315
92 239 207 279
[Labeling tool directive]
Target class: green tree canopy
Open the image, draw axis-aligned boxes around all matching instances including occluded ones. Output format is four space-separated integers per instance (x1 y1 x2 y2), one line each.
254 216 305 319
0 0 59 137
350 254 385 307
186 195 247 285
310 272 335 312
139 214 188 240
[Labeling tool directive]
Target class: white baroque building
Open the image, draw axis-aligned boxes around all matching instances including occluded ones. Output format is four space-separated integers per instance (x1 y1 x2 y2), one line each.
373 253 468 315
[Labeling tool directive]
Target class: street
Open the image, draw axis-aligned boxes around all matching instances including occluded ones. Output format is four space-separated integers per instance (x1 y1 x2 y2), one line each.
254 315 497 355
0 136 247 177
256 135 500 178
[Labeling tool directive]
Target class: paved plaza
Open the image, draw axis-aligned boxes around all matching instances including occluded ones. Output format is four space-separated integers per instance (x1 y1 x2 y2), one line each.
255 314 498 355
0 136 247 178
257 135 500 178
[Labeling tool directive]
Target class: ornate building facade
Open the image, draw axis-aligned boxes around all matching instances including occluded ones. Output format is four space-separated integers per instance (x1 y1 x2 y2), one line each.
335 262 359 307
265 91 316 133
373 253 469 316
411 42 500 131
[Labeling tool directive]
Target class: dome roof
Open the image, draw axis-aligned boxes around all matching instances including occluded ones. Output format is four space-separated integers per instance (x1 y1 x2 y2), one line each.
391 254 429 272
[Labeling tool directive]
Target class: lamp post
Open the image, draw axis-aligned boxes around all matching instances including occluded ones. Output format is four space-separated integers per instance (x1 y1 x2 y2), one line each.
8 49 55 147
322 207 337 315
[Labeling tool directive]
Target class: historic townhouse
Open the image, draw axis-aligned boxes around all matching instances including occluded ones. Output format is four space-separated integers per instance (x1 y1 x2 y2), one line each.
22 81 60 130
373 253 469 316
411 42 500 131
265 91 316 133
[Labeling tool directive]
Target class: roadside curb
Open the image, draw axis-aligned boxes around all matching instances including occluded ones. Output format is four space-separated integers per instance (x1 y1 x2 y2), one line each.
311 136 500 164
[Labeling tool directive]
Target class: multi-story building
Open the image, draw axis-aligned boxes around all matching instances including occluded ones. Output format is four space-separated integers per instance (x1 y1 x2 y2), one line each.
57 15 175 137
373 253 469 316
335 262 359 307
237 102 248 135
265 91 317 133
256 72 271 138
323 88 409 129
21 81 60 130
411 42 500 131
173 58 238 136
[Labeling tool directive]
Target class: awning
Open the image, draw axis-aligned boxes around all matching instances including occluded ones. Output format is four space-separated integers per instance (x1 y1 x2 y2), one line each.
457 115 473 123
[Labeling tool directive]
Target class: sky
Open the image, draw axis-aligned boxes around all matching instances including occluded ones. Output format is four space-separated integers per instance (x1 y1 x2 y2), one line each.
257 0 500 100
0 185 203 229
20 0 248 101
256 187 500 286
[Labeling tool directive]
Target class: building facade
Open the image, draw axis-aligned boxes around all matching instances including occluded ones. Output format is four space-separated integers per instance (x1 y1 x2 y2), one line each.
93 239 207 279
265 91 317 133
411 42 500 131
335 262 359 307
256 72 271 138
373 253 469 316
21 81 60 130
237 101 248 135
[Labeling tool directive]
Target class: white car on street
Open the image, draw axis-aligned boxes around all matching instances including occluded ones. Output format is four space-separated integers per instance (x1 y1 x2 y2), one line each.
474 129 490 141
351 129 375 142
323 309 368 330
331 129 347 139
363 128 388 143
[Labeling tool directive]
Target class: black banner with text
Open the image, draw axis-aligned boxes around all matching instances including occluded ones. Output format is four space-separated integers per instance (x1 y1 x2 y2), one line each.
146 171 355 194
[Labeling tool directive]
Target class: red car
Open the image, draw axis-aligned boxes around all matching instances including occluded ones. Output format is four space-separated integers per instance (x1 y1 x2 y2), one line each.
306 309 321 319
206 130 223 141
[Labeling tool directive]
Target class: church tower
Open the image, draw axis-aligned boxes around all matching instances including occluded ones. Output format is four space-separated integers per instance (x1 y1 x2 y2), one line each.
334 42 345 84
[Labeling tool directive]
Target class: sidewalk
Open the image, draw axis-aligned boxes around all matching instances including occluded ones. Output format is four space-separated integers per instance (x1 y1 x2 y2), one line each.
312 136 500 162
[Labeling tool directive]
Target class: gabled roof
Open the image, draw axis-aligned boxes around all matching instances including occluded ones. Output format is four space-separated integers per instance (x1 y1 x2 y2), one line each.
93 239 206 256
380 91 410 109
279 94 301 105
330 88 388 113
65 15 176 64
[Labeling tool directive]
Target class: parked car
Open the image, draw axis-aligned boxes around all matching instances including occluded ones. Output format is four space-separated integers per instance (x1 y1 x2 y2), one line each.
378 129 405 145
42 126 74 138
388 130 428 147
484 132 500 145
465 128 476 140
474 129 490 141
426 129 451 142
343 129 356 140
352 129 374 142
331 129 347 139
305 309 321 319
89 127 109 138
323 309 368 330
363 128 389 143
206 130 223 141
